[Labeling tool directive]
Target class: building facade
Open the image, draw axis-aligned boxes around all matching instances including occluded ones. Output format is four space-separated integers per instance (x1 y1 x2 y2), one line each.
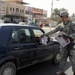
0 1 6 18
25 6 47 24
0 0 47 24
0 0 27 23
3 0 23 2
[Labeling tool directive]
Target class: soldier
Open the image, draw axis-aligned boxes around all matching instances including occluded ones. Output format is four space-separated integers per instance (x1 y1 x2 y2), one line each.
44 11 75 75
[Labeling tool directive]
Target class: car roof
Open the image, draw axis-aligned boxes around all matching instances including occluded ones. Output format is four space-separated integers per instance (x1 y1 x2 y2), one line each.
0 23 27 27
0 23 45 32
0 23 39 28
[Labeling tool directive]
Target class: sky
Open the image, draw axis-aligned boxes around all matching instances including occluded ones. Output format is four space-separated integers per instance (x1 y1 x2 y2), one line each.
24 0 75 17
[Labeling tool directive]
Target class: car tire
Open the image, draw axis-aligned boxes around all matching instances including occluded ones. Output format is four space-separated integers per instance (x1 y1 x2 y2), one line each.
52 50 61 65
0 62 16 75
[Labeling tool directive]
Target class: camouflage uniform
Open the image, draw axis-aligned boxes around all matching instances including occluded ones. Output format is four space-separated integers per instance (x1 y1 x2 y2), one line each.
46 20 75 72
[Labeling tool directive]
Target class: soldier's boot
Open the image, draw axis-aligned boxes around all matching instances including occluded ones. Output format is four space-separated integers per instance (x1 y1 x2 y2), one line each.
56 70 66 75
73 72 75 75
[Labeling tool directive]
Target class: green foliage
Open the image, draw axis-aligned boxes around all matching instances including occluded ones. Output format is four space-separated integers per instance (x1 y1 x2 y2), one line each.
51 8 68 22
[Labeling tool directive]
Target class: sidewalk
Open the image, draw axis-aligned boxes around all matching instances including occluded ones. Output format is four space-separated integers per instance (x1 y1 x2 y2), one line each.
42 27 58 41
42 27 55 33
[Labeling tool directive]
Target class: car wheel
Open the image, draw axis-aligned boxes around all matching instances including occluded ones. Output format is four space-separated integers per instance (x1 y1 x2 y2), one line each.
52 50 61 65
0 62 16 75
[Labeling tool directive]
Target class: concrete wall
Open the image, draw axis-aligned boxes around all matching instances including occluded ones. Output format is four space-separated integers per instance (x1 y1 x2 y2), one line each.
6 2 25 17
3 0 23 2
0 1 6 15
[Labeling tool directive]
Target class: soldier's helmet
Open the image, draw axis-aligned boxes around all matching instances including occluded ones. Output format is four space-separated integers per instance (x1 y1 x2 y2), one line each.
60 11 69 17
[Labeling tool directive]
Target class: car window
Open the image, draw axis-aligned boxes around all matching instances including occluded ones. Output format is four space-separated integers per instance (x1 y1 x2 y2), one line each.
33 29 44 37
11 30 19 44
11 28 32 44
18 28 32 43
33 29 44 45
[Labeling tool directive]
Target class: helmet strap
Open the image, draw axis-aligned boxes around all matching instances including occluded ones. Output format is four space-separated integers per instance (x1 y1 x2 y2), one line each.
63 20 69 25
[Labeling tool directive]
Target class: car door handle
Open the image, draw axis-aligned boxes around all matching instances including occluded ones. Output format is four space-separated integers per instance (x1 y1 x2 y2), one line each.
15 47 20 50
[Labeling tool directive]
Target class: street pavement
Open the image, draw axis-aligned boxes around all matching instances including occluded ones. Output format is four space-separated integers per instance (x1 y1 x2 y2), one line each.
65 58 73 75
17 60 73 75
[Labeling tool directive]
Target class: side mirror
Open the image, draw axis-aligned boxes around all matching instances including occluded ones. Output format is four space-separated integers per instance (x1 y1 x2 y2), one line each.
50 38 53 41
47 36 53 41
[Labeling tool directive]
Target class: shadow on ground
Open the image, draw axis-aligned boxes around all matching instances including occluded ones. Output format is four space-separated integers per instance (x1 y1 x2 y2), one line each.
16 61 71 75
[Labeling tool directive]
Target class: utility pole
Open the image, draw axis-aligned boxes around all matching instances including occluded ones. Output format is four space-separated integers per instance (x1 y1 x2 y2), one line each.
51 0 59 20
49 0 53 30
51 0 53 19
49 0 59 30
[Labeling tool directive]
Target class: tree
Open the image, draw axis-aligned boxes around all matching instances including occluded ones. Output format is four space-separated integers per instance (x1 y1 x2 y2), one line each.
59 8 68 13
51 8 68 22
70 13 75 21
54 8 60 15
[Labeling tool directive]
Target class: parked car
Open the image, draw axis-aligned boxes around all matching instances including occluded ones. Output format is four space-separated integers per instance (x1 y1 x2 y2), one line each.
44 24 50 27
28 21 38 27
0 23 60 75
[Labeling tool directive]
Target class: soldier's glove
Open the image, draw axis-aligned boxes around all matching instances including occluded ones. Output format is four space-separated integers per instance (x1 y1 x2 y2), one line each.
68 36 74 42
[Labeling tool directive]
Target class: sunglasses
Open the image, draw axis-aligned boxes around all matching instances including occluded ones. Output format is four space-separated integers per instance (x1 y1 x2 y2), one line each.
60 16 68 18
